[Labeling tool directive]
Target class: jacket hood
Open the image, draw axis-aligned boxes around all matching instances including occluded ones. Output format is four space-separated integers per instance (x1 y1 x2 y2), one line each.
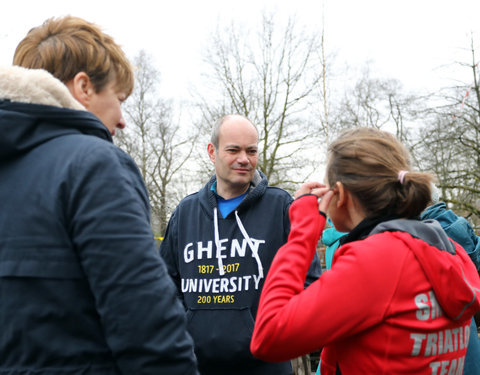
421 202 480 269
371 219 480 321
198 170 268 219
0 65 111 159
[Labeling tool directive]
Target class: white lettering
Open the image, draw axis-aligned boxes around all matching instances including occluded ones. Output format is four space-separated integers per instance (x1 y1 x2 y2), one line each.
439 360 449 375
439 331 443 355
197 241 213 260
429 358 465 375
184 243 194 263
212 278 219 293
425 333 437 356
250 239 266 257
231 239 247 257
253 274 263 289
220 277 229 292
430 361 441 375
459 326 464 349
216 239 228 260
415 293 430 321
412 323 470 358
451 328 459 351
415 291 444 321
410 333 426 356
243 275 251 290
429 291 443 319
447 359 457 375
464 324 470 347
444 329 454 353
183 238 266 262
203 278 213 293
456 356 465 375
181 278 196 293
181 275 268 294
230 276 245 293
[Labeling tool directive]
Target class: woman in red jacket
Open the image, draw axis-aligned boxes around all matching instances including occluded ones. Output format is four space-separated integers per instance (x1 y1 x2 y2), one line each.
251 127 480 375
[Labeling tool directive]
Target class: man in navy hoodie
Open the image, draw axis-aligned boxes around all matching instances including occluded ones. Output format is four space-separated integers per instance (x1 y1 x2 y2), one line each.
0 16 198 375
160 114 322 375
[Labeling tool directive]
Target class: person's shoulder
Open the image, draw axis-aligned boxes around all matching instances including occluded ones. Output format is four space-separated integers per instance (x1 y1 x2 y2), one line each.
66 134 132 164
264 186 293 201
60 135 142 185
56 131 111 150
181 191 201 203
174 190 202 209
353 229 409 250
338 231 409 266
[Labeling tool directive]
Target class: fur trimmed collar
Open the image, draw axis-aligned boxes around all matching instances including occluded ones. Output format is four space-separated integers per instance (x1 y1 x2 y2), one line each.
0 65 85 110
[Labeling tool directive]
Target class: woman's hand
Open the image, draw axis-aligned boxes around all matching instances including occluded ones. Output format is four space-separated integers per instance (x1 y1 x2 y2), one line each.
294 181 334 214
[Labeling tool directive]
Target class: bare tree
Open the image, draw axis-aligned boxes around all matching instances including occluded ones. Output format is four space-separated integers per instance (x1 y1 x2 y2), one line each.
328 64 426 170
195 11 325 192
335 66 418 134
117 50 198 236
417 39 480 228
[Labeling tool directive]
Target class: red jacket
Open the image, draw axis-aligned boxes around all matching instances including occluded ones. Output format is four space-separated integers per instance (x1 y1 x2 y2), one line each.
251 195 480 374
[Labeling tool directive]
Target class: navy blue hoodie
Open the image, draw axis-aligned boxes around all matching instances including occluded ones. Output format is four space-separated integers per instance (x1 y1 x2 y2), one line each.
0 66 198 375
160 171 322 375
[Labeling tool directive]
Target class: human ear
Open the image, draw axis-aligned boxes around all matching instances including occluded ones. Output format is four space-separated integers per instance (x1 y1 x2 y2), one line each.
207 143 216 163
335 182 346 208
65 72 94 108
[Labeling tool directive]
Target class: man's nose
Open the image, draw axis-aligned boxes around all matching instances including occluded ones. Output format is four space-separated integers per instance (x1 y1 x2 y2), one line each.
237 151 249 164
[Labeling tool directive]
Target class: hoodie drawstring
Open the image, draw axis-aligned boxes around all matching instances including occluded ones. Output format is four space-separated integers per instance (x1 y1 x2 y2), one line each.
235 210 264 280
213 207 226 276
213 208 264 280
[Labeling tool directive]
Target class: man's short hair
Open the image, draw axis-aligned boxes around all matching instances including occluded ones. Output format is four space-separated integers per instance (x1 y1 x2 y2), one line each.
210 114 258 149
13 16 134 97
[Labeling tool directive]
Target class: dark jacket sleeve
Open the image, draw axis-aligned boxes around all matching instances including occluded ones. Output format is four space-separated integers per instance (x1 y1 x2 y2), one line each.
159 209 185 304
306 249 323 286
67 143 198 375
284 194 322 286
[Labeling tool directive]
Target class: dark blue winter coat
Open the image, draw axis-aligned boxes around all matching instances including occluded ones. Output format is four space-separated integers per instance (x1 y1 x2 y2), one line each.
160 172 322 375
0 66 198 375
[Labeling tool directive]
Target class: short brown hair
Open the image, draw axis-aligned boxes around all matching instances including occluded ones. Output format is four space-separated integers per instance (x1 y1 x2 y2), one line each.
327 127 434 219
13 16 134 97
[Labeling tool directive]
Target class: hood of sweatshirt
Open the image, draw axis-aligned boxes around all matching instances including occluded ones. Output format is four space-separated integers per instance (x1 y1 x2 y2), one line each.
371 219 480 321
421 202 480 269
198 170 268 219
0 65 111 159
197 171 269 280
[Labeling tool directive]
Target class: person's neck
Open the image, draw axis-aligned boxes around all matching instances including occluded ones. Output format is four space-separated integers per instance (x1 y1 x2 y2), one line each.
216 182 249 200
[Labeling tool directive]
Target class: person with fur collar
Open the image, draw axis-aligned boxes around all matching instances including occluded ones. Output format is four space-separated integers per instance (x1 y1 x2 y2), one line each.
0 16 198 375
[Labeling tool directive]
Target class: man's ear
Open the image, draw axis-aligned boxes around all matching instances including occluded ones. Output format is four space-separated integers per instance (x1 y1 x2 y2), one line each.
65 72 94 108
207 143 216 163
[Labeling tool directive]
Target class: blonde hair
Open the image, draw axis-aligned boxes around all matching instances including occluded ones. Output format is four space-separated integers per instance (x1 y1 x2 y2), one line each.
13 16 134 97
327 127 434 219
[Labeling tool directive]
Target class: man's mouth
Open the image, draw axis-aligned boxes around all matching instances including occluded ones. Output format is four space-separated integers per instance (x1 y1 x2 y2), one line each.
234 168 250 173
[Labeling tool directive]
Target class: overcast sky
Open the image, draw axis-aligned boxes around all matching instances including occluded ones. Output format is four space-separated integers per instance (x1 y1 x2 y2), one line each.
1 0 479 99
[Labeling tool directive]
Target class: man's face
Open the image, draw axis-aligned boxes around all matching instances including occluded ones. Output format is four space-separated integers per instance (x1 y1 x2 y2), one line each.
85 81 127 136
208 117 258 198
